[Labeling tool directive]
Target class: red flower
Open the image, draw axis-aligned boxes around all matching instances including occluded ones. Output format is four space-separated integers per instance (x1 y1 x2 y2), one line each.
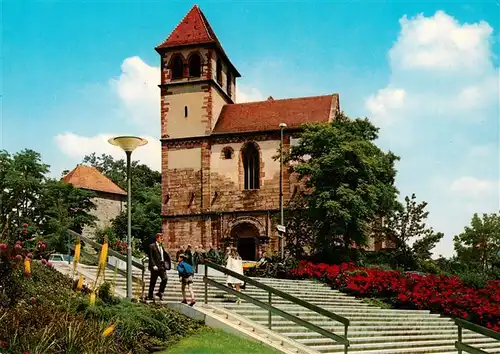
30 297 36 304
0 243 6 250
22 223 28 228
41 259 47 265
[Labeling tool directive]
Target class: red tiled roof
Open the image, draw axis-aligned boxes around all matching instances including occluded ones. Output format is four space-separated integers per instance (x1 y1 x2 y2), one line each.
156 5 220 49
212 94 339 134
62 165 127 196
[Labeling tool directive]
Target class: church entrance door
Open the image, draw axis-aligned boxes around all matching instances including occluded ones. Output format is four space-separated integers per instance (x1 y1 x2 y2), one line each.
230 223 259 261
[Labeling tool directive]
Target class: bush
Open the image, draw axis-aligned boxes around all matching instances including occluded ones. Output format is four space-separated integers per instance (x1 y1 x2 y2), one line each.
0 240 204 353
288 260 500 332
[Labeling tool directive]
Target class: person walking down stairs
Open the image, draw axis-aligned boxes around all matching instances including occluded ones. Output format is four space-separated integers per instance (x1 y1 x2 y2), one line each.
226 247 244 304
177 254 196 306
147 233 171 301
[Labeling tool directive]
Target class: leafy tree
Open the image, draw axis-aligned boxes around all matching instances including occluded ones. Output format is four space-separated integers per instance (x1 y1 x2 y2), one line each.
0 149 49 242
454 212 500 272
282 195 317 259
383 193 443 268
286 112 400 252
81 153 162 252
0 149 96 252
40 179 97 252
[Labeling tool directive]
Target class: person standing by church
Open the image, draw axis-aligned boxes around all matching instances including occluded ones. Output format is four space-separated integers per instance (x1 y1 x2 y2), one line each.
226 247 244 304
147 233 171 300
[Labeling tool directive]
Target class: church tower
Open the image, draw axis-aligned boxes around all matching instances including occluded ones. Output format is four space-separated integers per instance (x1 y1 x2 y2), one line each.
156 5 240 247
155 5 240 140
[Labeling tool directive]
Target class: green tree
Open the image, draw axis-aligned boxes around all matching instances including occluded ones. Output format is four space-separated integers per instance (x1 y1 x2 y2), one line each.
40 179 97 252
81 153 162 252
454 212 500 272
0 149 49 242
286 112 400 252
0 149 97 252
383 193 443 266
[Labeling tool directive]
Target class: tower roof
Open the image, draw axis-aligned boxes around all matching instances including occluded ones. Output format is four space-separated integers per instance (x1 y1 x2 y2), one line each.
156 5 221 49
62 165 127 196
156 5 240 77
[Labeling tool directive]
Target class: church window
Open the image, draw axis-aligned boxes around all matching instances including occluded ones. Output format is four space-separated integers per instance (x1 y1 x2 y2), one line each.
170 55 184 80
221 146 233 159
188 53 201 77
184 106 188 117
242 142 260 190
216 59 223 86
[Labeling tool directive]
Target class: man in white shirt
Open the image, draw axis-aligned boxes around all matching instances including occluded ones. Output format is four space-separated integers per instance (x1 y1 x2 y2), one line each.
147 233 171 300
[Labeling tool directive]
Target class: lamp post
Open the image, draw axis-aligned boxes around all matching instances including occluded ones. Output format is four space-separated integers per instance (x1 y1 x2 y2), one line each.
108 136 148 299
279 123 287 258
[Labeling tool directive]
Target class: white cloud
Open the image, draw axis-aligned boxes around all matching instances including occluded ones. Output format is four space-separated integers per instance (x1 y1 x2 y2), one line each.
236 84 265 103
449 176 499 198
390 11 493 74
109 56 161 137
364 11 499 258
365 88 407 126
54 132 161 171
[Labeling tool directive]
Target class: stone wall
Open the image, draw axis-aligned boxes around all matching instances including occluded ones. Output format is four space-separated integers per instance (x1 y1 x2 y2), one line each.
162 212 279 256
82 192 124 238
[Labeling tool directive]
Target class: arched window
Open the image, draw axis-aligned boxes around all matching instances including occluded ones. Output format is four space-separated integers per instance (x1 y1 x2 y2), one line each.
170 55 184 80
242 143 260 190
221 146 233 160
188 53 201 77
216 59 223 85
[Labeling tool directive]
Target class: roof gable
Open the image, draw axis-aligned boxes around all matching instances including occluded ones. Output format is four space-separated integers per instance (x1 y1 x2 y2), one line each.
156 5 220 49
212 94 339 134
62 165 127 196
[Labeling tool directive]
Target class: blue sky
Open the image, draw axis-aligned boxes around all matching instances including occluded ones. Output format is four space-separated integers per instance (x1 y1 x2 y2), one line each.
2 0 499 257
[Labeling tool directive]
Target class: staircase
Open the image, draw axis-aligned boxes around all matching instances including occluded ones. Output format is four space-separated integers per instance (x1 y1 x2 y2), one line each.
54 262 500 354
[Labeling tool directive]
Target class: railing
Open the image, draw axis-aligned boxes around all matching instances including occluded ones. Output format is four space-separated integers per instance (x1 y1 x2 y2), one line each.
67 230 147 298
203 261 350 354
454 318 500 354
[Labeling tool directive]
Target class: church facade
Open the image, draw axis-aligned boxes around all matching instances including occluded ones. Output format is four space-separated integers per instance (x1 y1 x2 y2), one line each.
157 5 387 260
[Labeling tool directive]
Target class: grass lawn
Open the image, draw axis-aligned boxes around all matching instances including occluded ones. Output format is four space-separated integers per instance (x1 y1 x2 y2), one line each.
160 328 281 354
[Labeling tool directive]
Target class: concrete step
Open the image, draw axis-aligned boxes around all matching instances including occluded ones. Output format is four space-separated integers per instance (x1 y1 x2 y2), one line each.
310 337 500 353
295 334 499 345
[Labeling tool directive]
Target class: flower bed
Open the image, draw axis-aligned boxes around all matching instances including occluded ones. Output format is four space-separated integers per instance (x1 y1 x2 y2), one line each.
289 261 500 332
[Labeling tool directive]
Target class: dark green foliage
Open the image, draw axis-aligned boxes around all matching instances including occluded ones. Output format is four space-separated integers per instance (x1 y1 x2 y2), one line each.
285 112 400 252
0 259 204 353
382 193 443 269
454 212 500 272
83 301 203 353
0 149 96 252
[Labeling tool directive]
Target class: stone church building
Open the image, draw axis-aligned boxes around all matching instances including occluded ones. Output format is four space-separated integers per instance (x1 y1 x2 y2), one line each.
158 5 389 260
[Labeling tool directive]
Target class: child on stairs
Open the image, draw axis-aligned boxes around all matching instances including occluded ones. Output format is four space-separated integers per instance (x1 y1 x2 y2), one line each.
177 254 196 306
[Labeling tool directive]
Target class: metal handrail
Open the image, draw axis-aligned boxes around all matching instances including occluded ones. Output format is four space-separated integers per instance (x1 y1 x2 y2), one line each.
203 261 350 353
68 230 145 270
454 318 500 354
68 230 145 296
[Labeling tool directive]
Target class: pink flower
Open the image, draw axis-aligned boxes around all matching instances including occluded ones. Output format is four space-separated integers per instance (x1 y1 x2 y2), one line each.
15 255 23 261
22 223 28 228
47 261 53 268
15 244 22 249
27 253 33 259
30 297 36 304
0 243 6 250
41 259 47 265
41 244 46 249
